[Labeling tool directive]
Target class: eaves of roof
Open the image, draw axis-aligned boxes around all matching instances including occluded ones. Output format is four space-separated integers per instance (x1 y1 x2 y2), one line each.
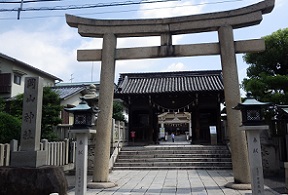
116 70 224 95
51 86 86 100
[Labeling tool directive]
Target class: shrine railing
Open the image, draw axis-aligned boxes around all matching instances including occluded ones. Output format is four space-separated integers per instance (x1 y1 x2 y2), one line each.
109 119 128 170
0 143 10 166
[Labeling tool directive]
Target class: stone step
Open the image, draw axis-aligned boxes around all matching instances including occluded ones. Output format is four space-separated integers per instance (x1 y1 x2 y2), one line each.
116 157 232 162
112 166 232 170
119 150 230 155
118 153 231 159
113 145 232 170
121 145 228 151
114 162 232 168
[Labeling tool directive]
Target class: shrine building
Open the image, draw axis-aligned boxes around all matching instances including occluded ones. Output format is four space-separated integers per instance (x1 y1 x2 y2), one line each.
114 70 225 144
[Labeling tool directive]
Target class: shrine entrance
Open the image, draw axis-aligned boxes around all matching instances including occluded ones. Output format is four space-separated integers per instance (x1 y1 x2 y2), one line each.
115 70 224 144
66 0 275 184
158 112 191 143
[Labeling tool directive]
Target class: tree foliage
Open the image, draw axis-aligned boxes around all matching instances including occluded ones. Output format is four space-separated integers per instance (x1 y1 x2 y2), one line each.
0 97 5 112
41 87 63 140
242 28 288 104
113 101 126 122
0 112 21 143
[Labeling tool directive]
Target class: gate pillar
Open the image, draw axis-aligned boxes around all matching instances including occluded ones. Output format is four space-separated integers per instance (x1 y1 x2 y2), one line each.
218 26 250 184
91 33 117 185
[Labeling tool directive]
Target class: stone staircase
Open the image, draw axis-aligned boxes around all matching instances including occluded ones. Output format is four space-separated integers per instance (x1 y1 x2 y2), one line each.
113 145 232 170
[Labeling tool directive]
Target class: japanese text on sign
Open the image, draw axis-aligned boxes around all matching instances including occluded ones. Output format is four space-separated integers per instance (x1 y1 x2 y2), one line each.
26 78 36 89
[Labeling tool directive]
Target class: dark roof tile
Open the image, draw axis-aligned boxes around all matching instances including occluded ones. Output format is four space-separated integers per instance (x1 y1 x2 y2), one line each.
51 85 85 100
116 70 223 94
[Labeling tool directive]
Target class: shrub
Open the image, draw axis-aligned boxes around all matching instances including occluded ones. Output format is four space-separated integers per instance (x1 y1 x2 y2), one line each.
0 112 21 143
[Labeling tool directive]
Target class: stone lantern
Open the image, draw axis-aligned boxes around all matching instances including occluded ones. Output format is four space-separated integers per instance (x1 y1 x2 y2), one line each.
65 99 99 128
234 93 270 195
234 92 270 126
65 99 99 195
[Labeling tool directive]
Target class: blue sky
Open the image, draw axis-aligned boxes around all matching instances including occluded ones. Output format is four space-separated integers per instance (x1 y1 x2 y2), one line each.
0 0 287 96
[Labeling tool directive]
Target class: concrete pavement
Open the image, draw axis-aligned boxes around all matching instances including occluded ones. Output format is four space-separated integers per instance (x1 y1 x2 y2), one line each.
67 170 281 195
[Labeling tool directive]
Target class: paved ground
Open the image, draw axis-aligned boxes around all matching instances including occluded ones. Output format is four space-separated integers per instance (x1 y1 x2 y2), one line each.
66 170 285 195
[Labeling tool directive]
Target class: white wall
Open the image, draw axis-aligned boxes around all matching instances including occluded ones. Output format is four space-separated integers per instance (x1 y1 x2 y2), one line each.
0 58 56 98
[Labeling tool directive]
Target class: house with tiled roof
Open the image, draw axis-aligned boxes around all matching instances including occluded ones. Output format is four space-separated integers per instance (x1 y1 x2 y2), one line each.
0 52 62 99
115 70 225 144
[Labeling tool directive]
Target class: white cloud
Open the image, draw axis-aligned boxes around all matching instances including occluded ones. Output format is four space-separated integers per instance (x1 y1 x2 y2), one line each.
1 28 71 75
117 36 160 48
0 19 98 83
78 38 103 49
161 62 189 72
138 0 204 19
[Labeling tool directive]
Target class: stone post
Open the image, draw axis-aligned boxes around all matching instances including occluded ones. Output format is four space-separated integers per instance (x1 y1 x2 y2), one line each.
241 126 268 194
218 26 250 184
10 139 18 152
188 115 192 140
209 126 217 145
90 33 117 188
11 77 47 167
70 129 96 195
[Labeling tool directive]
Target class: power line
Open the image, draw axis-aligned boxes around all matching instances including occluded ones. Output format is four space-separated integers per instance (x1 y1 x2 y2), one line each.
0 0 245 20
0 0 179 11
0 0 63 3
2 0 180 19
0 0 244 12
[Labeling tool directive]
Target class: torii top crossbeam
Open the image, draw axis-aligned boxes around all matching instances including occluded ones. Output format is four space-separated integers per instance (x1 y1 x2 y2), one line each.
66 0 274 38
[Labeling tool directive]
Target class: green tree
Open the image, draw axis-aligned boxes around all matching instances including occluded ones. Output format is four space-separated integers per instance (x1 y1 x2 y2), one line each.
8 94 23 118
0 97 5 112
7 87 62 141
242 28 288 104
113 101 126 122
0 112 21 143
41 87 62 140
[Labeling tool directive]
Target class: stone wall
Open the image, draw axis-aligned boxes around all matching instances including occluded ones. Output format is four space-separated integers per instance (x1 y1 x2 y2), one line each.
261 131 282 176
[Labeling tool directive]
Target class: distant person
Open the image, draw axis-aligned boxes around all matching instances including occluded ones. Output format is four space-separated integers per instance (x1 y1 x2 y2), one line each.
171 133 175 142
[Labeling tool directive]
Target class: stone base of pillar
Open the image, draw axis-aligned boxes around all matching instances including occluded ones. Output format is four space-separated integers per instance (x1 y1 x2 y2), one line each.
225 182 251 190
88 181 117 189
11 150 47 167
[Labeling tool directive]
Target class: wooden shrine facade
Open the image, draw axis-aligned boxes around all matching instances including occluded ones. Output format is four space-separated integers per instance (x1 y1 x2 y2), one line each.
115 70 225 144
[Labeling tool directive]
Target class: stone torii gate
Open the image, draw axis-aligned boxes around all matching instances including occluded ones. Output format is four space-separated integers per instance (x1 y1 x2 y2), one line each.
66 0 275 187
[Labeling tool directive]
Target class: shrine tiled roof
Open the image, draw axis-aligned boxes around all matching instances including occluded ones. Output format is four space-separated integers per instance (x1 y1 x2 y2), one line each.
116 70 224 94
51 85 85 100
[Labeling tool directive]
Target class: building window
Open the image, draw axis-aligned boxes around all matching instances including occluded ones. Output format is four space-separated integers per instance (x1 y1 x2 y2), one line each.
14 74 21 85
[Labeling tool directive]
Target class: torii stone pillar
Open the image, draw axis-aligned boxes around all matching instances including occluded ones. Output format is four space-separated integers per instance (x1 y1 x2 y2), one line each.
91 34 116 184
218 26 250 184
66 0 275 188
